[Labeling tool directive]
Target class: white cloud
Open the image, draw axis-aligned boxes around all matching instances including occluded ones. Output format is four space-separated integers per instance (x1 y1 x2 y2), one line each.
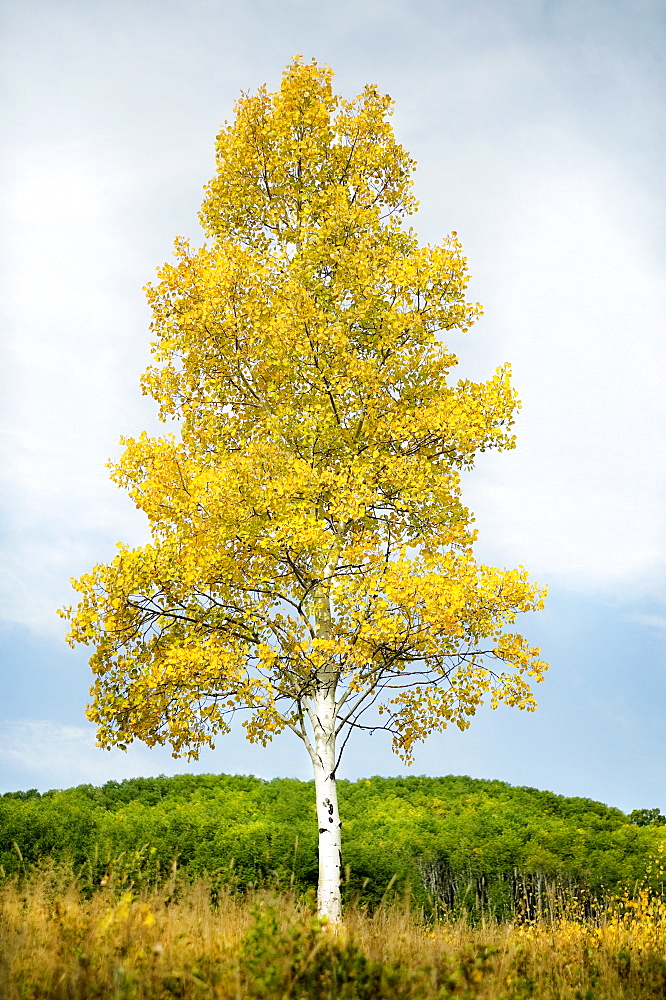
0 718 214 792
458 151 666 592
0 719 310 793
0 141 155 630
0 721 95 785
626 613 666 633
1 0 666 639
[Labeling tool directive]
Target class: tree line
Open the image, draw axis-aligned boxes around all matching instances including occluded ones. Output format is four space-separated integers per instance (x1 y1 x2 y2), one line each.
2 773 664 918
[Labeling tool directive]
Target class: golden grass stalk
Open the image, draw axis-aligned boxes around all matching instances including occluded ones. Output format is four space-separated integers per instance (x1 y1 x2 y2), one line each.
2 862 666 997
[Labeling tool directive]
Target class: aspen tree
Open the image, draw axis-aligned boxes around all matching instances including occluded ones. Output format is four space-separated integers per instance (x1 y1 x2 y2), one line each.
62 59 547 924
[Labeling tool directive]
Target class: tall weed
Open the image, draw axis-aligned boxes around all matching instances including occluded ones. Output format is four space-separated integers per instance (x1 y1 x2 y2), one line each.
3 863 666 997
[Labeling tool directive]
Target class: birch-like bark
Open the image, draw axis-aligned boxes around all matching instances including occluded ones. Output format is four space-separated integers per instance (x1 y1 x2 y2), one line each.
308 684 342 924
308 550 342 923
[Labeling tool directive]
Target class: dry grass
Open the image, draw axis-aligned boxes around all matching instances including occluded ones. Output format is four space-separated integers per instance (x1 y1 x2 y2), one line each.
2 864 666 997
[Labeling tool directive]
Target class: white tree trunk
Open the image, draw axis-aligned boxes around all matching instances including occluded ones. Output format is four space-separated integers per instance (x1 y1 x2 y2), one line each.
309 686 342 924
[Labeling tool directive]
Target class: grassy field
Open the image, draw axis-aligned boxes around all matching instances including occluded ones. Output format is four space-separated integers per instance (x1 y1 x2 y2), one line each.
3 864 666 998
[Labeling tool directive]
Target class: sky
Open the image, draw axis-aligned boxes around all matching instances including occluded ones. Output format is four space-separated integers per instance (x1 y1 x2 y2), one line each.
1 0 666 812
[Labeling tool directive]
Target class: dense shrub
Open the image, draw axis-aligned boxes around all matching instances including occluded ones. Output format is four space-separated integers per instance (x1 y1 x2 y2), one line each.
1 774 664 916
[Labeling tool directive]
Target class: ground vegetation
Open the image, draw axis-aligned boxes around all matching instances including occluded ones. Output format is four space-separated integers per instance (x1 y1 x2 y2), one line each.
2 774 663 919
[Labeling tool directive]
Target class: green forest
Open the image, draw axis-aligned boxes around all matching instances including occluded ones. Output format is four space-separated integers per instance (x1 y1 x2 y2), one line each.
2 774 664 918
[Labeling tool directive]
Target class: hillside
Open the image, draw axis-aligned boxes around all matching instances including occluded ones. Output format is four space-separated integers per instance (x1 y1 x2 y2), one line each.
2 774 664 916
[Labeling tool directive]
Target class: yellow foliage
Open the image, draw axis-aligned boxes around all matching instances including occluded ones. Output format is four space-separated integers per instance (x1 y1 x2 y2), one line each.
61 58 546 763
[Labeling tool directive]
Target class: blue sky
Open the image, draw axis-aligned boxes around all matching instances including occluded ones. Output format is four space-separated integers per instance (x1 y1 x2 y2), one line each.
1 0 665 812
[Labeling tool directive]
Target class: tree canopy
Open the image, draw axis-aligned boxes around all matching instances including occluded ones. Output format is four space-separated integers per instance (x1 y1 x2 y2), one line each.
62 58 547 921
